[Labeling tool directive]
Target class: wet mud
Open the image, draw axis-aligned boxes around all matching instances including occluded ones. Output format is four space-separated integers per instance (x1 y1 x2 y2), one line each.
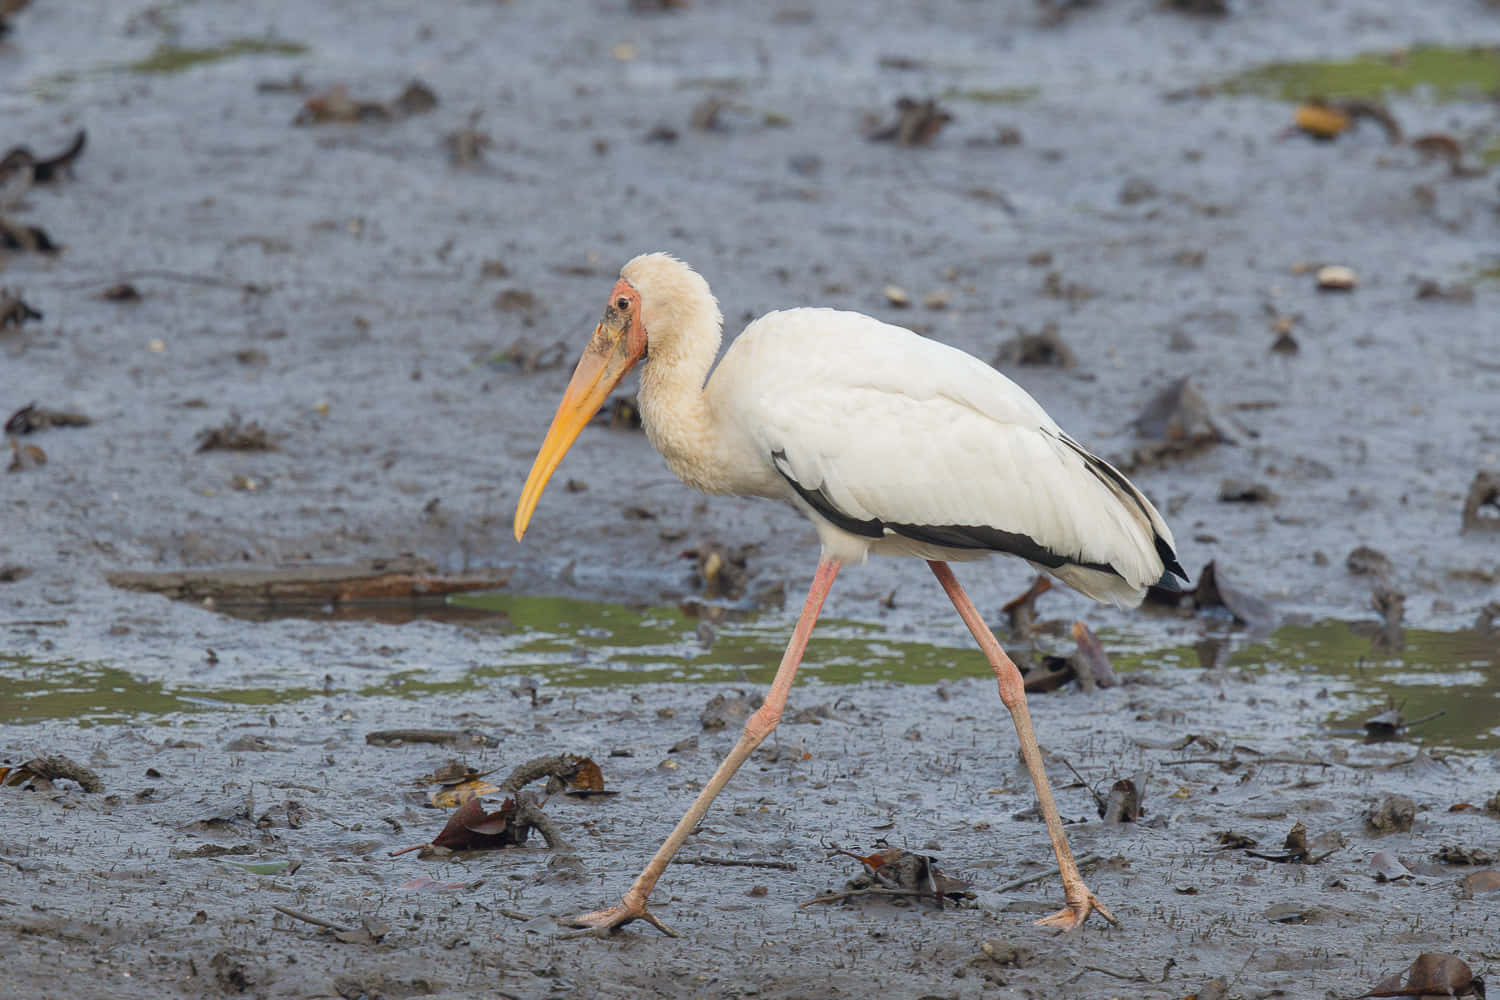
3 0 1500 997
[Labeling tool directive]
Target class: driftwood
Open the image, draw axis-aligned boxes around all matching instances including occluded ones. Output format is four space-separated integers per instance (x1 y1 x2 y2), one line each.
106 556 509 609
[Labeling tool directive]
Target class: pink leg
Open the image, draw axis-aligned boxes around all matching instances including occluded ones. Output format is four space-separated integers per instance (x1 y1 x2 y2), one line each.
928 560 1117 931
562 555 843 936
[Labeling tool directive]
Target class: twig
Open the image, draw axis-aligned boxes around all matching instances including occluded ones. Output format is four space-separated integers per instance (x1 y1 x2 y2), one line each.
1163 755 1337 768
0 619 68 628
271 904 351 933
994 853 1100 894
801 886 932 907
499 908 533 922
1061 759 1105 812
675 855 798 871
1401 710 1445 729
1063 963 1154 985
49 269 269 294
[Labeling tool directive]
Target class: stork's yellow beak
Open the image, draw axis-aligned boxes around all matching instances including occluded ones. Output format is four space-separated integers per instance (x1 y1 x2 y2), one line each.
513 286 645 541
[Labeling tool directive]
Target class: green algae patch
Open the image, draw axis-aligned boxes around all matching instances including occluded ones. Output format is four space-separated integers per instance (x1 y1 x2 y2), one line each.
445 591 993 687
1225 620 1500 749
127 38 308 75
5 594 1495 749
939 85 1039 105
1220 46 1500 102
0 656 323 726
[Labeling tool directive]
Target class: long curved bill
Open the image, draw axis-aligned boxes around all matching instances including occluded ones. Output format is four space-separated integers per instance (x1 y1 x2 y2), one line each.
513 310 644 541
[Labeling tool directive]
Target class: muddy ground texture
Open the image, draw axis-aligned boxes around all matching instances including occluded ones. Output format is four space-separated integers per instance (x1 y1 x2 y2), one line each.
3 0 1500 998
4 671 1500 1000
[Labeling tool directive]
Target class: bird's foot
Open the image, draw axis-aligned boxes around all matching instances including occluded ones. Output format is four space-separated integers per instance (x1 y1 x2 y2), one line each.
1034 887 1118 931
558 899 680 938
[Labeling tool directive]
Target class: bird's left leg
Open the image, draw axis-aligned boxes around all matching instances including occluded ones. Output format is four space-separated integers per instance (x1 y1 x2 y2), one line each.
927 560 1117 931
561 555 843 937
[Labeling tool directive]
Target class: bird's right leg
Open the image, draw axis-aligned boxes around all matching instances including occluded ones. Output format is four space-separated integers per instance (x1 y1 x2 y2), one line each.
928 560 1117 931
561 555 842 937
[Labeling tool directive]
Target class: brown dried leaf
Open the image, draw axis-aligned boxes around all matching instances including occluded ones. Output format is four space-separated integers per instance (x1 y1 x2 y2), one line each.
0 130 86 184
196 417 274 452
1361 952 1480 998
866 97 953 147
429 796 523 850
5 403 92 435
565 756 606 794
0 289 43 328
1461 470 1500 534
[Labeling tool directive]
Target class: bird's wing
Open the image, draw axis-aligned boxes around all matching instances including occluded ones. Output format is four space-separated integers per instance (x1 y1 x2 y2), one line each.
723 309 1175 594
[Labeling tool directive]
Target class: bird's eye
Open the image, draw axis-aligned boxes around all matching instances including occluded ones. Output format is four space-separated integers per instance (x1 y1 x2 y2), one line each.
615 296 630 310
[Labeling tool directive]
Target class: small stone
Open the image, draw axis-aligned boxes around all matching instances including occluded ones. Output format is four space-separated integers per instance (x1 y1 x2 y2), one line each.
884 285 911 308
1316 265 1358 291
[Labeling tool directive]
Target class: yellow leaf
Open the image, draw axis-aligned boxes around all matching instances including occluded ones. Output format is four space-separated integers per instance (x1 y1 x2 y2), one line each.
1294 103 1350 139
428 779 501 809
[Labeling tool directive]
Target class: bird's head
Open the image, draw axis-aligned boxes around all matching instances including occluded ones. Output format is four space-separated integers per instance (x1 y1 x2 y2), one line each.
512 253 717 541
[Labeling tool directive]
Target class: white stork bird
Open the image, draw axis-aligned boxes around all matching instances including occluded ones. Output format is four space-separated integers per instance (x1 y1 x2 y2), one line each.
514 252 1185 936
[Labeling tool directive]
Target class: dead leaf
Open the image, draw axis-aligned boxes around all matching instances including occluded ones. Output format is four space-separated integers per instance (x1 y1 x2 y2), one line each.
866 97 953 146
0 289 43 328
1245 820 1329 863
1217 478 1276 503
5 403 91 435
683 541 753 599
1360 953 1481 998
428 778 502 810
423 760 488 786
1215 830 1258 849
1461 470 1500 534
564 756 606 794
1370 850 1414 883
1149 560 1273 627
1459 869 1500 898
1118 377 1232 471
1434 844 1496 866
1069 620 1119 690
100 282 142 303
809 846 975 907
1292 99 1401 143
292 80 435 126
0 129 86 184
701 690 761 731
992 323 1076 369
1102 777 1144 824
0 754 104 792
1293 102 1350 139
1366 794 1416 833
1001 575 1051 640
7 442 46 471
427 797 526 851
196 416 274 452
0 217 60 253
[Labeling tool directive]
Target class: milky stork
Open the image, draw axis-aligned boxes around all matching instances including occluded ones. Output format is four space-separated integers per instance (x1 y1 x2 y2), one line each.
513 253 1185 935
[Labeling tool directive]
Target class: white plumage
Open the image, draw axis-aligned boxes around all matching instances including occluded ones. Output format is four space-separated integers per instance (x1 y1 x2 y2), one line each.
702 306 1179 604
512 252 1184 936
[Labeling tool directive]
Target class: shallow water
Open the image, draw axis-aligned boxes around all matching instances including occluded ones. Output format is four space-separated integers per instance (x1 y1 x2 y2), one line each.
6 593 1494 748
1219 44 1500 101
